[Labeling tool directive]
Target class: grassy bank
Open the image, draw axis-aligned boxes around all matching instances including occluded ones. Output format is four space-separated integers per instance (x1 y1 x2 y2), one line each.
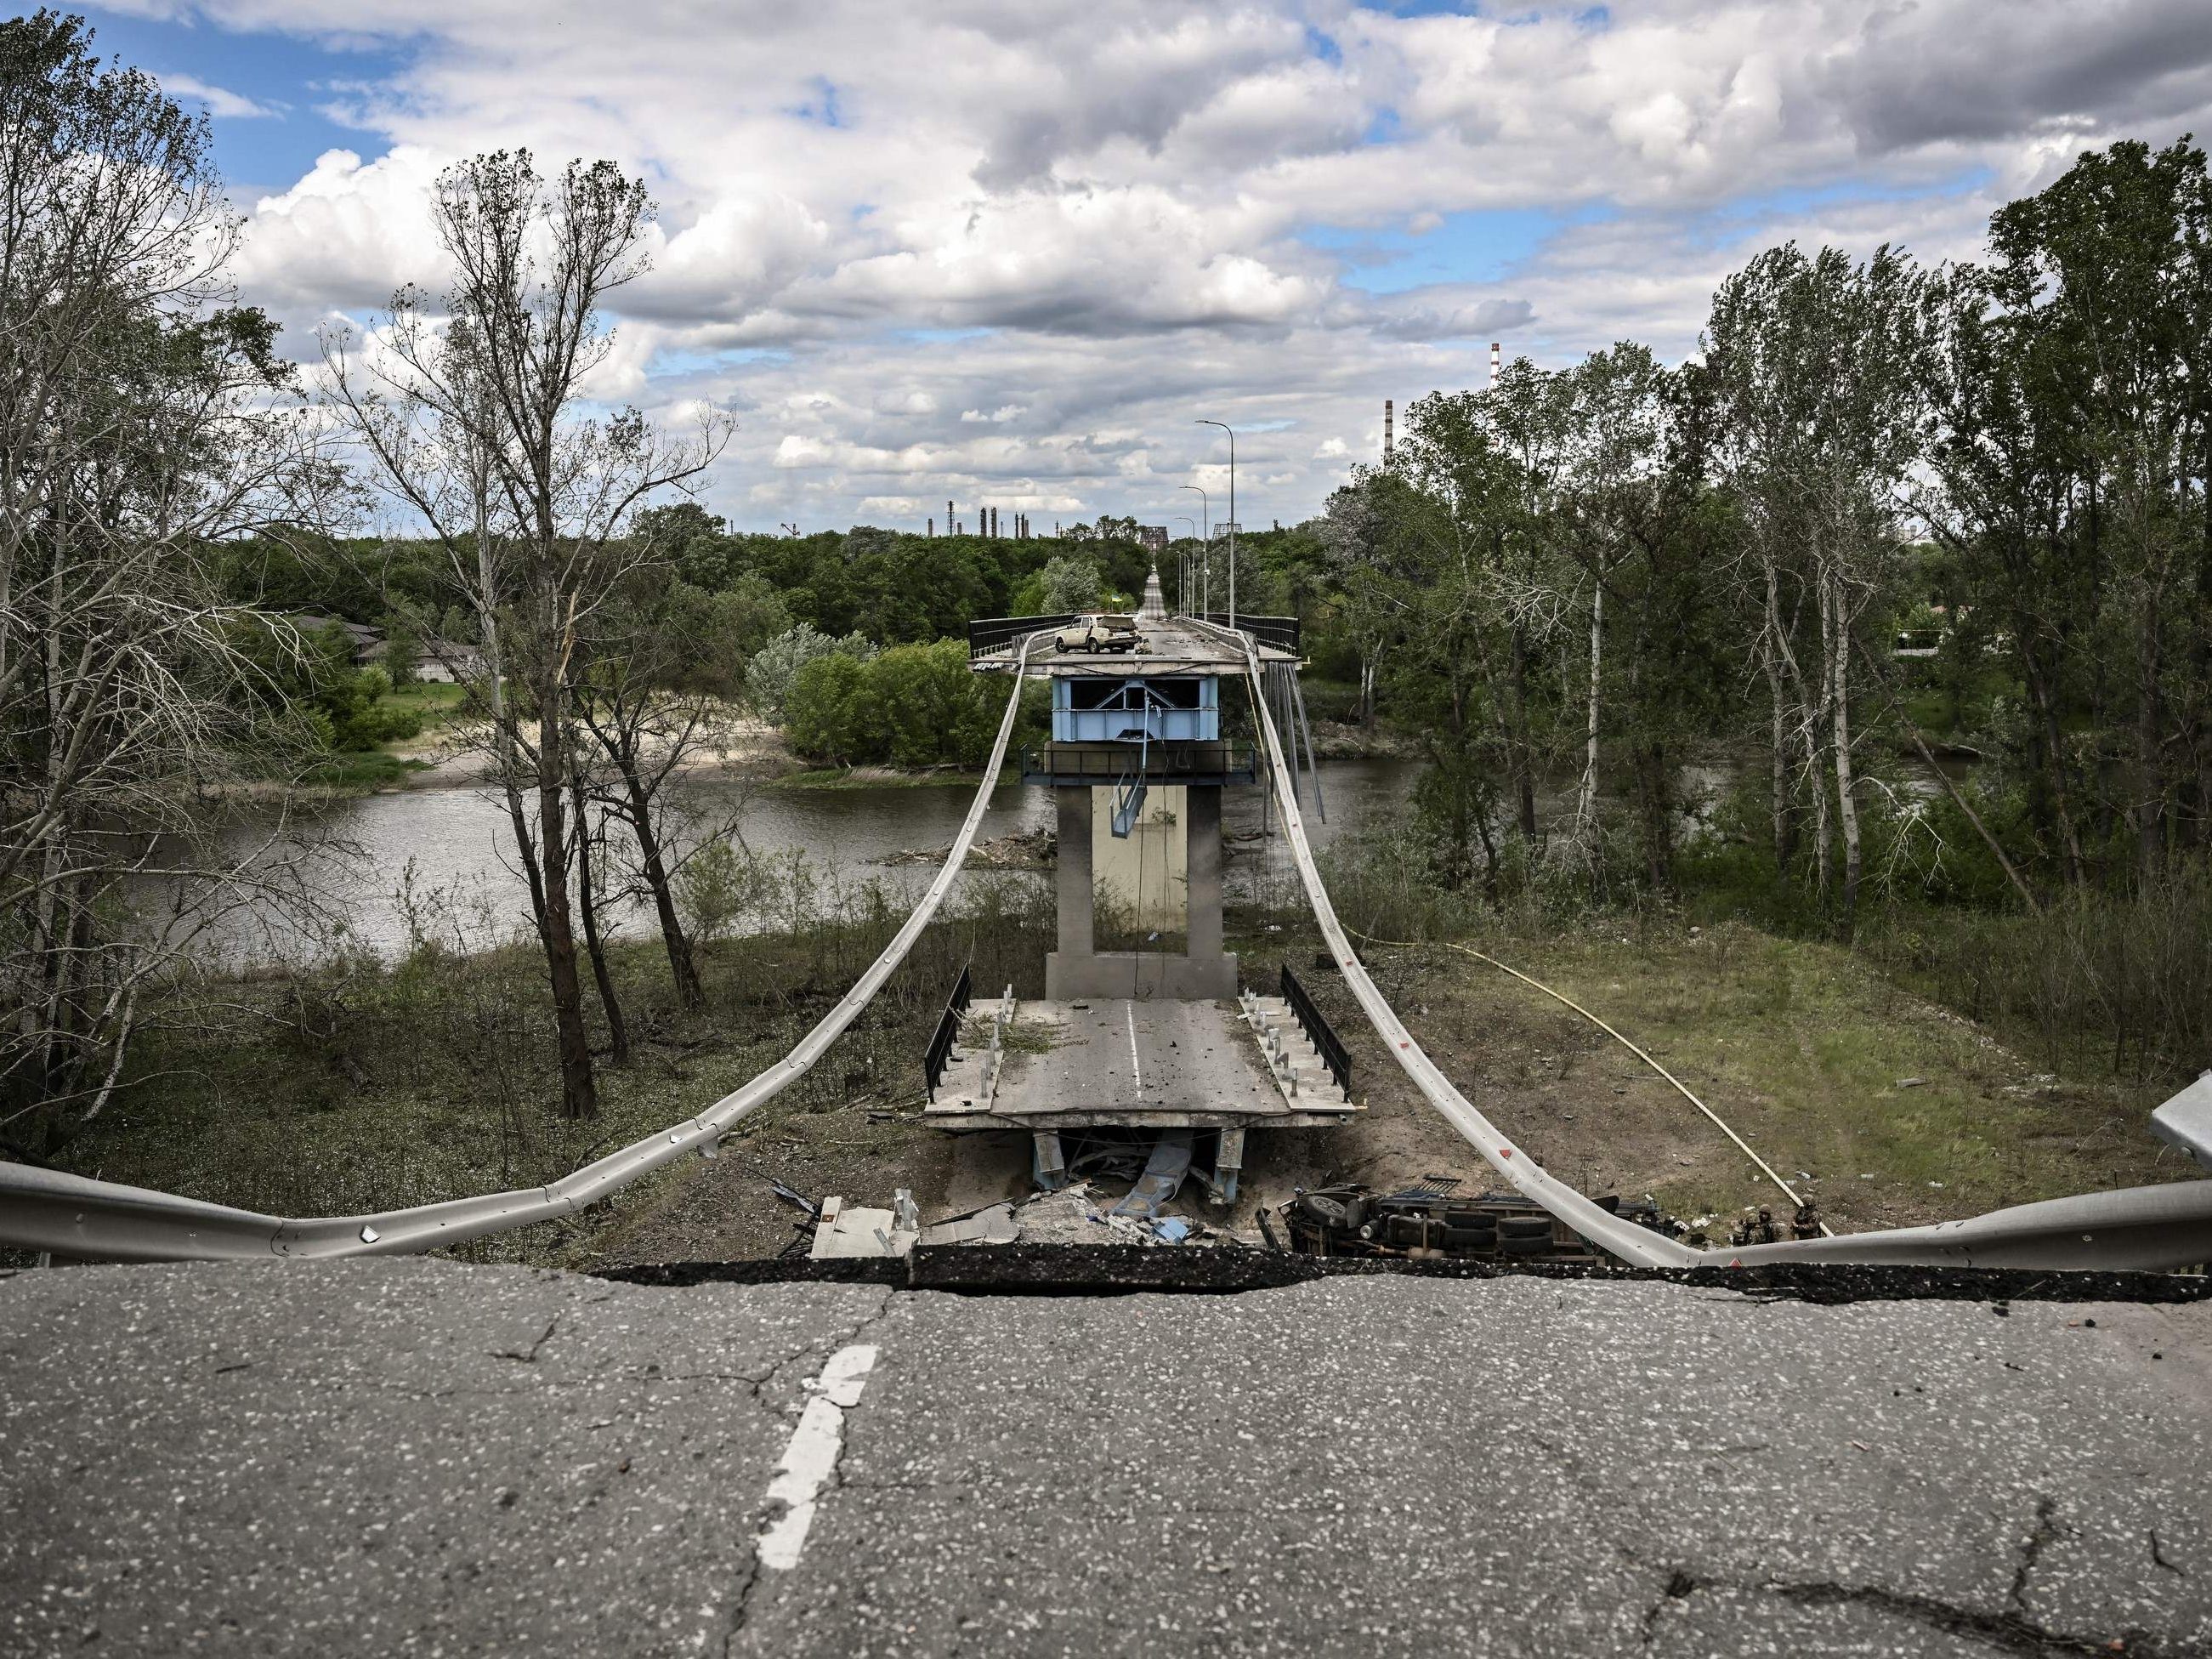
1294 921 2182 1231
57 879 1048 1264
43 861 2196 1268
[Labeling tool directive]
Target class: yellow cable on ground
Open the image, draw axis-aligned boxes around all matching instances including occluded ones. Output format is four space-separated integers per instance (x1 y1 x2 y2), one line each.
1352 929 1835 1236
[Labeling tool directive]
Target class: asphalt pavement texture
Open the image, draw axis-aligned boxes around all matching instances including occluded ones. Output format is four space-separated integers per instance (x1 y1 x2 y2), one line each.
3 1259 2208 1657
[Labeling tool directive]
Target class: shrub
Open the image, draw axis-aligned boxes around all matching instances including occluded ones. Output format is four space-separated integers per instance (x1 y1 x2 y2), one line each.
784 639 1002 768
746 622 873 724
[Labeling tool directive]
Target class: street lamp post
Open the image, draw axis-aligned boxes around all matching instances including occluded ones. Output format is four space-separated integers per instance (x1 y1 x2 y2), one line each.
1178 484 1210 618
1172 515 1198 615
1196 419 1236 630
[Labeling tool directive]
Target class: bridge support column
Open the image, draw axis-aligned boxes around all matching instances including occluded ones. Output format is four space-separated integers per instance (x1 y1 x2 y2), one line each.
1053 786 1092 958
1048 781 1236 1002
1205 1126 1245 1204
1187 785 1223 962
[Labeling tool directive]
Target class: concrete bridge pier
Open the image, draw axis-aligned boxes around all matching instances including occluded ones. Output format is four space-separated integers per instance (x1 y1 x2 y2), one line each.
1046 782 1234 1001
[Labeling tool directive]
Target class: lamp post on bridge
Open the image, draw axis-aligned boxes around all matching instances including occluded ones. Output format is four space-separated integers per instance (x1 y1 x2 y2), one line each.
1195 419 1236 631
1171 516 1198 614
1178 484 1210 619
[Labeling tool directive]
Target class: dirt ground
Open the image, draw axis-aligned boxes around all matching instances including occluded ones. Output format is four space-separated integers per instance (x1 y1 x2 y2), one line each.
570 918 2192 1268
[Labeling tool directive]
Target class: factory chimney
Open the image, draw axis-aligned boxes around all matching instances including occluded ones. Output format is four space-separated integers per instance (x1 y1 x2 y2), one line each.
1383 399 1393 466
1489 342 1501 391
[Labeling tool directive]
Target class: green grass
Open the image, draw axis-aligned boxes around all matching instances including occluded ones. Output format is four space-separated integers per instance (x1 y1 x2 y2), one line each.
382 679 469 724
302 751 433 788
51 895 1051 1265
1409 921 2175 1224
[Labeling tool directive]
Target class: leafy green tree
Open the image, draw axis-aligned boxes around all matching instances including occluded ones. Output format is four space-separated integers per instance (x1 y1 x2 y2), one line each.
784 640 1003 769
1707 241 1930 937
784 651 871 760
1015 554 1104 616
380 609 422 685
746 622 874 724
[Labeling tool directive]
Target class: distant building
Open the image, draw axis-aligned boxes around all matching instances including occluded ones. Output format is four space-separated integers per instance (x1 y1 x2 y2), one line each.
290 613 485 683
394 640 487 684
290 614 383 661
1138 525 1168 554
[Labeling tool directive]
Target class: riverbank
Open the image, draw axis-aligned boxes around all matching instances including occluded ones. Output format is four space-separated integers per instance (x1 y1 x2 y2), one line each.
39 895 2194 1272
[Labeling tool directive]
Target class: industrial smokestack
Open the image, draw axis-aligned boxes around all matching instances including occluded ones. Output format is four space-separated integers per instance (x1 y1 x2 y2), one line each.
1383 399 1393 466
1489 342 1501 390
947 500 955 536
927 516 934 537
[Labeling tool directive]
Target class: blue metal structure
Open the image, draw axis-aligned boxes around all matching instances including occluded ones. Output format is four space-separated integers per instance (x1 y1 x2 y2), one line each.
1052 675 1218 743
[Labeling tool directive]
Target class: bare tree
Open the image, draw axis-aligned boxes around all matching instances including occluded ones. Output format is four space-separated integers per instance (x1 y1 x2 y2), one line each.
568 561 746 1010
325 150 725 1117
0 16 341 1156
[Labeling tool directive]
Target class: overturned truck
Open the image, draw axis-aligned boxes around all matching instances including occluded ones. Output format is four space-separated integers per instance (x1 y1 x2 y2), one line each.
1277 1178 1681 1264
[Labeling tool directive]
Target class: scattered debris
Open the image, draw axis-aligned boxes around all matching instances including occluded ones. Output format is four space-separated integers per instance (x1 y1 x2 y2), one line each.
919 1203 1019 1247
922 1180 1219 1248
879 827 1055 868
768 1177 820 1219
808 1190 922 1258
1727 1204 1824 1247
1279 1179 1677 1263
1896 1077 1929 1089
1111 1131 1194 1219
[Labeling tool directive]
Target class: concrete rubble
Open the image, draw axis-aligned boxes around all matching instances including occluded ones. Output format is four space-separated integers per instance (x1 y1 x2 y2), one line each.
920 1181 1219 1248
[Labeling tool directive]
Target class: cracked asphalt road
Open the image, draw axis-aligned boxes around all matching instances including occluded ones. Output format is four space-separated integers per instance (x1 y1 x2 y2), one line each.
2 1262 2207 1656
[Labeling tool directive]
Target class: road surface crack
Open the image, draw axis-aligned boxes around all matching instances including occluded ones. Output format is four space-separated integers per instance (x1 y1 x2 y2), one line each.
719 1551 763 1658
711 1291 899 1657
1771 1577 2158 1657
1633 1554 2171 1658
491 1311 562 1364
2010 1496 2062 1612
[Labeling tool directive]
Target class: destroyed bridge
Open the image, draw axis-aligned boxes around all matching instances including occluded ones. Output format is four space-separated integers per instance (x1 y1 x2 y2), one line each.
9 576 2209 1273
6 577 2212 1657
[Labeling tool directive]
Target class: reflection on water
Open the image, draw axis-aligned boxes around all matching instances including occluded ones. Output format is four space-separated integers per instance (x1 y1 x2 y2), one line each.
207 747 1978 965
217 758 1423 963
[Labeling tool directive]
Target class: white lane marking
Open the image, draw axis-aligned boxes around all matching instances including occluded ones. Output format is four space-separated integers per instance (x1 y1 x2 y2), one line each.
755 1344 879 1571
1126 1004 1144 1099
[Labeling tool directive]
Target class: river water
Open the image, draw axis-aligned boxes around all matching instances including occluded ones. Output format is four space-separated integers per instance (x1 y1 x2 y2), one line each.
231 758 1422 963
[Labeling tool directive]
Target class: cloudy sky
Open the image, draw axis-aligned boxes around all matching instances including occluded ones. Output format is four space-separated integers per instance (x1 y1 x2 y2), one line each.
86 0 2212 532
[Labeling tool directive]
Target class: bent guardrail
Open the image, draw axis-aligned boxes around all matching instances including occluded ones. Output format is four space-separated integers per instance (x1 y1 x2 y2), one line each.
1186 615 2212 1275
7 617 2209 1275
0 627 1057 1264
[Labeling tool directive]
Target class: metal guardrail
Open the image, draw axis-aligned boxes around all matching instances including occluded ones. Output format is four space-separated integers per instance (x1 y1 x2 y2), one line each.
0 633 1051 1263
1185 614 2212 1275
967 613 1076 660
1200 613 1300 655
923 963 973 1102
1279 963 1352 1096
